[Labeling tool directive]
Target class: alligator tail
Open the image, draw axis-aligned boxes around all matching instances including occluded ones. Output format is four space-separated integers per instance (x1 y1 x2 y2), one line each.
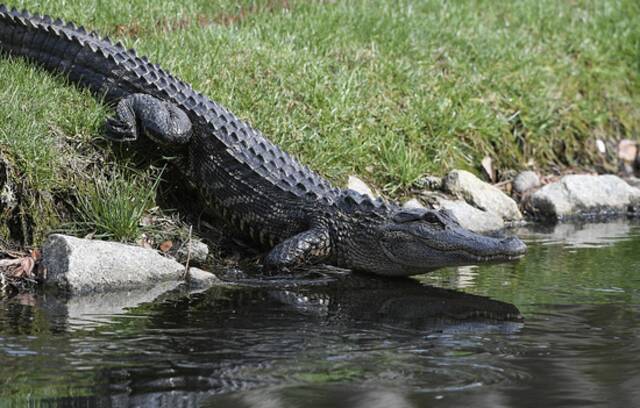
0 5 191 103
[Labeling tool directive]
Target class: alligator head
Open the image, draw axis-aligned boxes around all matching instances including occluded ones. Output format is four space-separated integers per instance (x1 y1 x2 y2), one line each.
340 206 527 276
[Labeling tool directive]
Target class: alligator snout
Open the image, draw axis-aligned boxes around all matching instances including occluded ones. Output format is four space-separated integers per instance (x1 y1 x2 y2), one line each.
499 236 527 258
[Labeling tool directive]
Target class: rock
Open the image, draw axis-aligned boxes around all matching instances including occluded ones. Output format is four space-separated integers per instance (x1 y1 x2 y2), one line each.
188 267 222 289
443 170 522 221
529 174 640 220
347 175 376 199
625 177 640 189
433 198 504 232
411 190 520 232
43 234 187 294
402 198 426 209
513 171 541 194
176 239 210 265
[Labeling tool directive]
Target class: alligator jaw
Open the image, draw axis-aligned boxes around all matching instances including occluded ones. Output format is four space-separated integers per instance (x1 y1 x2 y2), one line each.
456 236 528 263
457 247 527 265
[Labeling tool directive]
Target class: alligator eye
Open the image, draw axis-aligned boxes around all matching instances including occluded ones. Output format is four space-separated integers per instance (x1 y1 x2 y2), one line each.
422 212 441 224
392 208 425 223
420 211 446 230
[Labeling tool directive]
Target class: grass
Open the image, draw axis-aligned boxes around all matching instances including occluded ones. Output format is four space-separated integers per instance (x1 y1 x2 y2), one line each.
70 167 161 242
0 0 639 245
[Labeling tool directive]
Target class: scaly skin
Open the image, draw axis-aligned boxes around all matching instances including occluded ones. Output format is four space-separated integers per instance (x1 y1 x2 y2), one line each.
0 6 527 276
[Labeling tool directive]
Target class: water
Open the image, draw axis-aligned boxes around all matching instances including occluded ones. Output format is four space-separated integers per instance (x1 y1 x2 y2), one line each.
1 221 639 407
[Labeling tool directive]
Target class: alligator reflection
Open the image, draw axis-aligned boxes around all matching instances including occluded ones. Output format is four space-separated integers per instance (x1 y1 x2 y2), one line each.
248 270 523 327
79 271 521 405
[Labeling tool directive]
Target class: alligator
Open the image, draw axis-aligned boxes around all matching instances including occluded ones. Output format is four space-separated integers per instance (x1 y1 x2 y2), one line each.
0 6 526 276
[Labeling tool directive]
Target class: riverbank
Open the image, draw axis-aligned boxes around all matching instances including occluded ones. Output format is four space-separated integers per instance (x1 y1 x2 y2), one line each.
2 167 639 296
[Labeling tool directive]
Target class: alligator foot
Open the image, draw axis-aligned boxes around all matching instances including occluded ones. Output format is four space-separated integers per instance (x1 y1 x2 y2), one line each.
104 93 192 146
263 228 332 274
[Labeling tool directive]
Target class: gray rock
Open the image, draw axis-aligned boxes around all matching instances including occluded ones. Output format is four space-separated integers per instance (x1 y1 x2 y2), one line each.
625 177 640 189
402 198 426 209
43 234 186 294
443 170 522 221
403 194 505 232
176 239 210 265
433 198 505 232
347 175 377 199
529 174 640 219
513 171 541 194
188 267 223 289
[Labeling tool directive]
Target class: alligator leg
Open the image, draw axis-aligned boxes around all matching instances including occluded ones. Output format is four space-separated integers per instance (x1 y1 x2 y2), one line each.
104 93 192 145
263 228 332 273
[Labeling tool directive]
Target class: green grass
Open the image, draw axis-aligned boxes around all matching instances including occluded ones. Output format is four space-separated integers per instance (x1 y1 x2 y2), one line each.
1 0 639 244
70 167 161 242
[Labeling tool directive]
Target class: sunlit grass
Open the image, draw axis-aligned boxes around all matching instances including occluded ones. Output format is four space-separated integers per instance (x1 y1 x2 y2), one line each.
0 0 638 244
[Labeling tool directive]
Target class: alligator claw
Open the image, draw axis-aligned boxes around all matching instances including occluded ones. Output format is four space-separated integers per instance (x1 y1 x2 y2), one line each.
104 117 138 142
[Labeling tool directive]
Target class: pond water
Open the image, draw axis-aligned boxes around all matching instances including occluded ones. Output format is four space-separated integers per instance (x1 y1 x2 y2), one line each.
1 220 639 407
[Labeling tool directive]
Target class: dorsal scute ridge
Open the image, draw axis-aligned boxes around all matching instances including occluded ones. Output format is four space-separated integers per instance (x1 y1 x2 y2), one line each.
98 47 109 59
61 30 72 42
340 189 388 211
26 16 38 29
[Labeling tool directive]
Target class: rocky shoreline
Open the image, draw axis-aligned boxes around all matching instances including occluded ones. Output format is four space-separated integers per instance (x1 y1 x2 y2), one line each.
350 170 640 233
1 169 640 299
